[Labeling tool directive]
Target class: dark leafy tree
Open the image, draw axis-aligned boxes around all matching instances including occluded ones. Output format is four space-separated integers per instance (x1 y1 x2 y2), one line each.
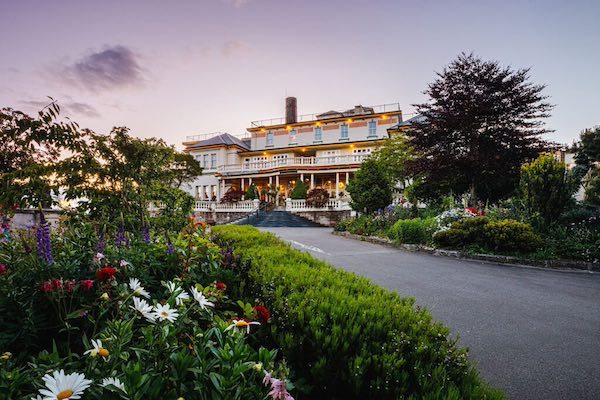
573 126 600 206
372 133 413 191
305 188 330 208
220 188 244 203
0 100 87 211
520 155 578 225
407 53 553 203
347 158 392 213
245 183 259 200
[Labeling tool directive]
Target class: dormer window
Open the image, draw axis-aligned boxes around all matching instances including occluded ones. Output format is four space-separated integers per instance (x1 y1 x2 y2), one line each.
368 121 377 137
340 124 349 140
289 129 297 144
266 131 274 146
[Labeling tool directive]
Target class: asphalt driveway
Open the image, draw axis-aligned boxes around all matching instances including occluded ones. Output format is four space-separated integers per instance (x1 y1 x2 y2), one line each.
260 227 600 400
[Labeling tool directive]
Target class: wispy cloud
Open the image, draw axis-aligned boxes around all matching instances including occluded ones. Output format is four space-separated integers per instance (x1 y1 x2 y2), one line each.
21 99 100 118
222 40 252 57
55 45 144 92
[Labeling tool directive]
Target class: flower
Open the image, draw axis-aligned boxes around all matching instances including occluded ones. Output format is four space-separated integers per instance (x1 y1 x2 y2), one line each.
84 339 109 361
119 259 130 268
40 281 53 293
0 351 12 361
253 362 263 372
128 278 150 298
64 280 76 293
80 280 94 291
100 377 126 393
93 252 105 264
51 279 63 290
154 303 179 323
253 305 270 323
263 371 294 400
224 319 260 334
190 287 214 311
216 282 226 291
37 369 92 400
95 267 117 281
166 281 190 305
36 212 53 266
130 297 156 322
0 263 6 275
100 293 110 301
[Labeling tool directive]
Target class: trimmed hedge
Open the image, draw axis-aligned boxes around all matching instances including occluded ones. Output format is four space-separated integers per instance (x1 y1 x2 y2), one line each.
214 225 502 400
388 217 438 245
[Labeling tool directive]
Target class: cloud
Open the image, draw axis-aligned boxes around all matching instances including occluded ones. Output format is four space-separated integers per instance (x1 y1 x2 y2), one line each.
222 0 250 8
222 40 252 57
57 45 144 92
21 99 100 118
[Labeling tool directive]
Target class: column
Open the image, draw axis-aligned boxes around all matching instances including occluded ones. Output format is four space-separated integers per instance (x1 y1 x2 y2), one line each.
217 179 221 200
221 179 226 199
300 173 304 182
249 177 253 185
310 173 314 189
275 175 280 203
345 172 349 185
335 172 340 198
241 178 245 191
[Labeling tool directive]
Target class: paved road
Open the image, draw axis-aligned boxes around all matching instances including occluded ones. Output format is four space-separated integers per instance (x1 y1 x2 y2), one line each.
261 227 600 400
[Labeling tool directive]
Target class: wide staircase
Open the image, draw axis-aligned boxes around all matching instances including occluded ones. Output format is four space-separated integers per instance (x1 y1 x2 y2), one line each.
237 210 322 227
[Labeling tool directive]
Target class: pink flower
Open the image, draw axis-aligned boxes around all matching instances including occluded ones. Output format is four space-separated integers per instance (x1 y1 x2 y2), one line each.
93 252 105 264
81 279 94 291
0 264 6 275
51 279 63 290
119 259 130 268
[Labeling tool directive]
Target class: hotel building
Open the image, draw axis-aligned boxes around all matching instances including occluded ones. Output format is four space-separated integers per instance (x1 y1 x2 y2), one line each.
182 98 402 207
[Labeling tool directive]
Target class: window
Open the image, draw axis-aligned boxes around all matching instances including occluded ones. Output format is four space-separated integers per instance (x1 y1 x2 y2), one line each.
352 148 372 154
368 121 377 137
210 153 217 169
202 154 209 169
266 131 274 146
340 124 349 140
289 129 297 144
314 127 322 142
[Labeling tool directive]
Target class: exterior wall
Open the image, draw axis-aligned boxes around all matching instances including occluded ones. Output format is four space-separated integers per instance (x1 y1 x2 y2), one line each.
11 209 62 230
291 210 352 227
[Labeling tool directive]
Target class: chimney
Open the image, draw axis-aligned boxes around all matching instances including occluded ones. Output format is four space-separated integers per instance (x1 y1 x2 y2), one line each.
285 97 297 124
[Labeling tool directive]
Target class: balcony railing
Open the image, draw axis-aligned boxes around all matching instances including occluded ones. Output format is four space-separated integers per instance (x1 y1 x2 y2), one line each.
184 132 251 143
285 198 351 212
217 154 370 175
193 199 260 212
250 103 401 128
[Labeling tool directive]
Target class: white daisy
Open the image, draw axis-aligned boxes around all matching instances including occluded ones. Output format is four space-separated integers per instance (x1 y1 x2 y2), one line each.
130 297 156 322
154 303 179 323
190 287 214 311
38 369 92 400
128 278 150 299
83 339 109 361
101 377 126 393
165 281 189 305
224 319 261 334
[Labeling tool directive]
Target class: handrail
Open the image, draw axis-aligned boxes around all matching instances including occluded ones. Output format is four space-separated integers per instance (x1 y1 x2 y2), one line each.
217 154 370 174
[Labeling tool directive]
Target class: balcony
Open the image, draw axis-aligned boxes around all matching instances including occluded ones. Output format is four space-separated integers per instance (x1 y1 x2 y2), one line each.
216 153 370 175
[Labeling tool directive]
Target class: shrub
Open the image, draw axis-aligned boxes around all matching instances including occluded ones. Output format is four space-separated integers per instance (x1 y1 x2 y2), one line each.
305 188 329 208
432 228 470 248
213 225 502 400
347 158 393 213
388 217 437 245
245 182 259 200
290 180 307 199
483 220 543 252
220 187 245 203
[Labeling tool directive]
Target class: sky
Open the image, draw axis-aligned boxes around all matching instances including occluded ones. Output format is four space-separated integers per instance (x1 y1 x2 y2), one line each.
1 0 599 148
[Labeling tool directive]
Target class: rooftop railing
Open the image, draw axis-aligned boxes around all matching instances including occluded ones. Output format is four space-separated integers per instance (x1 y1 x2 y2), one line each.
250 103 401 128
184 132 251 143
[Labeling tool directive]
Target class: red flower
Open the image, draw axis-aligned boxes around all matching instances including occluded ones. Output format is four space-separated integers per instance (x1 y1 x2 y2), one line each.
95 267 117 281
81 279 94 291
64 279 76 293
216 282 226 291
51 279 63 290
253 305 270 323
40 281 53 292
0 263 6 275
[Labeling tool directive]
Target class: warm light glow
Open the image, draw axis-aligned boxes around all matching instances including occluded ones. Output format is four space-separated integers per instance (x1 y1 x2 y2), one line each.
301 148 305 152
350 144 354 148
381 114 388 120
260 128 266 132
286 125 292 131
315 122 321 127
347 118 353 123
338 182 345 189
263 152 267 155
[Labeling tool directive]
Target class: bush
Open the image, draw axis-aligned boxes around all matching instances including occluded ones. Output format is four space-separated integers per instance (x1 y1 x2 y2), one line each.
387 217 437 245
483 220 543 252
220 187 245 203
213 225 502 400
245 182 259 200
347 158 392 213
290 180 307 199
305 188 329 208
432 228 470 248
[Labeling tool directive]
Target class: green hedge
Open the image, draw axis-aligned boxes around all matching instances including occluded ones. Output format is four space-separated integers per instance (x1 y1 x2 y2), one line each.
387 217 438 245
213 225 502 400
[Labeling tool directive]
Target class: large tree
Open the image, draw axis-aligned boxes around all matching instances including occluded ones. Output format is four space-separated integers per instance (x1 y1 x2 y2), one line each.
347 158 392 213
407 53 553 203
573 126 600 206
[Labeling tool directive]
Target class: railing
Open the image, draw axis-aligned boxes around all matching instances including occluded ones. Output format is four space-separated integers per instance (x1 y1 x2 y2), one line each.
250 103 401 127
217 154 369 175
184 132 251 143
285 198 351 212
193 200 260 213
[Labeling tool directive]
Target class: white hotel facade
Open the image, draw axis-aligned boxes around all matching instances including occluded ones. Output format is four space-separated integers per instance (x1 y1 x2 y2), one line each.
182 98 403 210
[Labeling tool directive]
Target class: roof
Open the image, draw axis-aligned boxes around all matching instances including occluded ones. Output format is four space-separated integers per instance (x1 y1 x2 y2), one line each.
186 133 249 150
389 114 427 130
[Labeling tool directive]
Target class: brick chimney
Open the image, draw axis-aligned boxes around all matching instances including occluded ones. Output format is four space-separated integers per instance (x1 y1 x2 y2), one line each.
285 97 297 124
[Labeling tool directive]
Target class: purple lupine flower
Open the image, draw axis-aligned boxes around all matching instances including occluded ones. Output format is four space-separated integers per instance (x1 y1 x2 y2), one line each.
142 224 150 243
115 223 129 247
95 232 106 254
166 241 175 255
36 212 53 266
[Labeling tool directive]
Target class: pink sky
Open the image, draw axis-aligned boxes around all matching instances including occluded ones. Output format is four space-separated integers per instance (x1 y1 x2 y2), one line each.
1 0 599 148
